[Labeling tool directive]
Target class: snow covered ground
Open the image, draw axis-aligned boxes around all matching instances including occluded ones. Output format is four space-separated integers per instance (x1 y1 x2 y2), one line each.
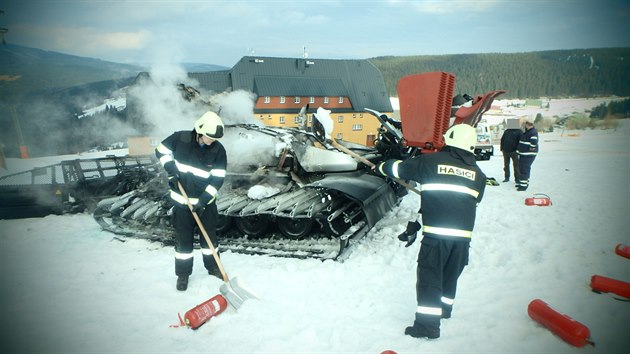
1 122 629 354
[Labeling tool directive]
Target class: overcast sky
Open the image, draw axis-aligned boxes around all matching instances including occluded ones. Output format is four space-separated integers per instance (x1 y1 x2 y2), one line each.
2 0 629 67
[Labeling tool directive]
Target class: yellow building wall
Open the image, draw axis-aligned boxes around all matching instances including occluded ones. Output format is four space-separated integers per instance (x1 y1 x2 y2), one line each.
128 136 160 156
255 111 389 146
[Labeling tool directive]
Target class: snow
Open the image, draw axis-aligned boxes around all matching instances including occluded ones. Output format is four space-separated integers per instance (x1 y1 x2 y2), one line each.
315 106 335 139
500 97 623 120
77 94 127 119
1 122 630 354
247 185 282 200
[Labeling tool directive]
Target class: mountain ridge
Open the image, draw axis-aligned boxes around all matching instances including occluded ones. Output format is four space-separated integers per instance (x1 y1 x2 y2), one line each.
1 44 628 99
0 44 228 98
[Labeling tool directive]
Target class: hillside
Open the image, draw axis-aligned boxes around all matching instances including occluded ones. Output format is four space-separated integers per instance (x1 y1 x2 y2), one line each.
2 44 628 101
0 44 144 99
0 44 230 157
0 44 228 99
369 47 630 99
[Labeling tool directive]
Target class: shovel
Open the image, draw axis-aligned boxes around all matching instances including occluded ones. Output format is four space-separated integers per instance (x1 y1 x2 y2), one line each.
311 108 422 197
330 137 421 197
177 181 257 309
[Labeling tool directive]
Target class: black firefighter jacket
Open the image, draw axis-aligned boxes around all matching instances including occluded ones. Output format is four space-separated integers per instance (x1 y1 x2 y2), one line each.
376 146 486 241
500 129 522 153
517 127 539 157
155 130 227 207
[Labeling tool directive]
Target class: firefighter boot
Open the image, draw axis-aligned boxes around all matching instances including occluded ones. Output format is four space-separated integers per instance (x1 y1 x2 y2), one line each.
208 268 222 280
176 275 189 291
404 321 440 339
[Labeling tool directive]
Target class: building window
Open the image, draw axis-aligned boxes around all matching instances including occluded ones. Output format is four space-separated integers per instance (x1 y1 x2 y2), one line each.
264 96 270 103
309 96 315 104
352 124 363 131
338 116 343 123
149 139 159 147
336 133 343 140
308 116 312 123
294 116 301 124
338 97 344 104
279 116 285 124
352 113 356 118
324 97 329 104
294 97 300 104
280 96 286 104
267 115 272 120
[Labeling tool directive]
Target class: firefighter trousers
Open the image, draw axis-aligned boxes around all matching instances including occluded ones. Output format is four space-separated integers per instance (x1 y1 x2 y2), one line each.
172 203 220 276
414 236 469 328
502 151 520 181
517 155 536 189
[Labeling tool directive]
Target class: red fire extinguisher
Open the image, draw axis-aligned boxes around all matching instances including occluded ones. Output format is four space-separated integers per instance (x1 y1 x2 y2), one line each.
525 194 552 206
184 294 228 329
590 275 630 299
615 243 630 260
527 299 594 347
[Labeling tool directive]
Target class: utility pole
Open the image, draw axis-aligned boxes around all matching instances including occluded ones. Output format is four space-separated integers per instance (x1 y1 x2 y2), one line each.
10 105 28 158
0 10 7 44
0 10 25 157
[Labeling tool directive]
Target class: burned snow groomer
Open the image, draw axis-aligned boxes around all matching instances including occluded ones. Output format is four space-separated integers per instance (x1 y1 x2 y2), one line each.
93 69 503 260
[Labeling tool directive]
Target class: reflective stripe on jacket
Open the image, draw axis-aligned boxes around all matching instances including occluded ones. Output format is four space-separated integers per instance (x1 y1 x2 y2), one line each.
155 130 227 206
517 127 539 157
376 146 486 241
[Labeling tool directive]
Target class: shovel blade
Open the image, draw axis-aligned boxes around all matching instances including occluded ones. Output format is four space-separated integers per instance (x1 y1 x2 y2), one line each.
220 276 258 310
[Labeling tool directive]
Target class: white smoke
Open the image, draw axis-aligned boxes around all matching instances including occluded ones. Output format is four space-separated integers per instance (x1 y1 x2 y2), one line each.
128 65 262 140
125 60 276 171
209 90 259 125
220 127 281 172
127 63 203 139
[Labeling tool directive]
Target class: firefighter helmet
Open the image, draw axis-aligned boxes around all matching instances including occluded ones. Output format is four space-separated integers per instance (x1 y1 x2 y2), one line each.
194 111 224 139
443 124 476 153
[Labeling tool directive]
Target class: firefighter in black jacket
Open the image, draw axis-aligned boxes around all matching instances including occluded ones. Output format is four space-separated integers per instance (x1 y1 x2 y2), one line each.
374 124 486 339
500 123 521 183
516 120 539 191
155 111 227 291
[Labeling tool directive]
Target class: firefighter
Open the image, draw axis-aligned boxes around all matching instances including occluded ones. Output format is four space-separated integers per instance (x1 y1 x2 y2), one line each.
500 121 522 183
516 119 539 191
155 111 227 291
374 124 486 339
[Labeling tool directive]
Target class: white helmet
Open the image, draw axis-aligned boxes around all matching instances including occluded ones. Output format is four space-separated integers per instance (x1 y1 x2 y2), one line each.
443 124 476 153
194 111 224 139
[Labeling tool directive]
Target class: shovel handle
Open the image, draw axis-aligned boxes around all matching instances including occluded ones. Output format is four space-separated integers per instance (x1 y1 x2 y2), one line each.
330 140 422 196
177 181 230 283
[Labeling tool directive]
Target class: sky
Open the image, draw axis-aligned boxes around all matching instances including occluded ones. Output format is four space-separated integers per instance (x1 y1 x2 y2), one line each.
1 0 629 67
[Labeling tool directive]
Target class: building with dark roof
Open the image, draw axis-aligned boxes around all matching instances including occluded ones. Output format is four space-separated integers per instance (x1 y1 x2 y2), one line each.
131 56 393 146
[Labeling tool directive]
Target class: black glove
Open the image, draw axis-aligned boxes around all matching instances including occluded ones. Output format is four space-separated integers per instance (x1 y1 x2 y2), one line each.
167 174 180 191
163 161 178 176
398 221 421 247
373 162 386 176
192 201 206 215
192 193 215 214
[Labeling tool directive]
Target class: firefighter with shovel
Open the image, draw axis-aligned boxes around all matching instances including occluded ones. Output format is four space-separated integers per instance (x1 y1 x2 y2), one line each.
156 111 227 291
